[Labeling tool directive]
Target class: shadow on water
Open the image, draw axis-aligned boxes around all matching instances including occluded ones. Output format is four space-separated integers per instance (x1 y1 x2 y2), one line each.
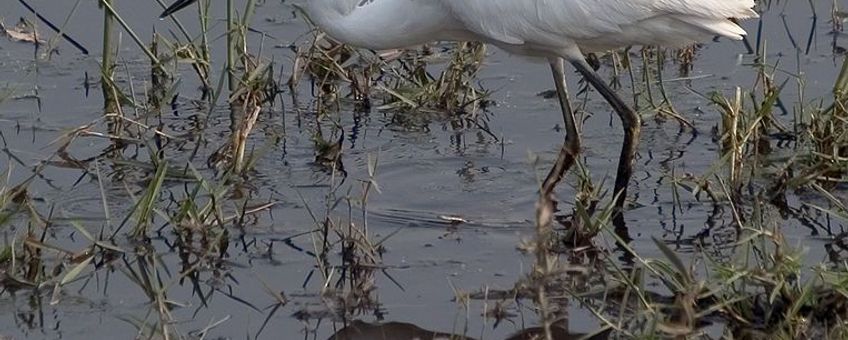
327 320 611 340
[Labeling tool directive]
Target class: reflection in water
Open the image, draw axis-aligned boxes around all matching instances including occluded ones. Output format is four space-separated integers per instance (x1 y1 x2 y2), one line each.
328 321 473 340
327 320 609 340
3 0 848 338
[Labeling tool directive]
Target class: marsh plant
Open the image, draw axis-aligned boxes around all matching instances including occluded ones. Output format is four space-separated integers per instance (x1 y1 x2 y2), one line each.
1 0 848 339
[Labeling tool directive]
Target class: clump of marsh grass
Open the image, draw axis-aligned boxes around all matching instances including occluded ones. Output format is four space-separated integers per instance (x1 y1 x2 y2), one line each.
98 0 167 113
211 56 279 174
710 86 776 192
799 54 848 184
0 147 274 336
288 32 377 113
292 24 492 123
378 42 491 116
292 154 393 330
696 45 789 203
703 45 847 205
531 180 848 339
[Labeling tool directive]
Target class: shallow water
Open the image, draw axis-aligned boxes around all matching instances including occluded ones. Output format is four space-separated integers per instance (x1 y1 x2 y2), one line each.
0 0 847 339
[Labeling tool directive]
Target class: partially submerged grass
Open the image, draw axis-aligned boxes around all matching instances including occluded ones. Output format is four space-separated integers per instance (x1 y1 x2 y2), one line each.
2 0 848 339
377 41 491 115
704 42 847 204
290 29 493 130
484 150 848 339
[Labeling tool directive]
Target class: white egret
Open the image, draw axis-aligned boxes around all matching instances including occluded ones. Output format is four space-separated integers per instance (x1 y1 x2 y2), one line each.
162 0 757 220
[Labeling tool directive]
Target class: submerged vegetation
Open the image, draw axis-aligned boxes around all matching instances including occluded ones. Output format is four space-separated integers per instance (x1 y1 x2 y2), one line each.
0 0 847 339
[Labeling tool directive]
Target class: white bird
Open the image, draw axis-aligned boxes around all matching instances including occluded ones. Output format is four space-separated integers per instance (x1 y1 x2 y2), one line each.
162 0 757 222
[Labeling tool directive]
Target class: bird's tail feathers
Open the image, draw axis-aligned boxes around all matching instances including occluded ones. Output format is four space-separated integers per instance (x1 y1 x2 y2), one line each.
664 0 759 20
683 16 749 40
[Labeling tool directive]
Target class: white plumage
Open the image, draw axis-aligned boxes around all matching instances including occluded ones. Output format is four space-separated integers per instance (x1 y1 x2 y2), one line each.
303 0 757 59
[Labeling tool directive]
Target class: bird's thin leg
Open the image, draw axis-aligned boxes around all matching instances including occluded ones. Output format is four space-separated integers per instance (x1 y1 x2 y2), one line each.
569 58 641 219
535 59 582 293
540 58 581 197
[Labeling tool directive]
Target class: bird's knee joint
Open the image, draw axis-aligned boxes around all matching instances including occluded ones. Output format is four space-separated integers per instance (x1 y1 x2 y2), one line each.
622 113 641 129
626 123 641 137
565 136 581 155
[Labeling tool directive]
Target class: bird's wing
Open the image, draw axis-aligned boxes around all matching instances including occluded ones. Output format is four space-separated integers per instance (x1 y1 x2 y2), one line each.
443 0 756 46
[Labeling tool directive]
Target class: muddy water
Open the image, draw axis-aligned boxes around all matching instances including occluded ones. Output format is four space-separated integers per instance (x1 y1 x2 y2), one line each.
0 0 846 339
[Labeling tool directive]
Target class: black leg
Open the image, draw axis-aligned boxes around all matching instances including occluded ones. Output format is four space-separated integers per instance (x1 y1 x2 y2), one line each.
536 58 582 238
569 58 641 222
160 0 198 18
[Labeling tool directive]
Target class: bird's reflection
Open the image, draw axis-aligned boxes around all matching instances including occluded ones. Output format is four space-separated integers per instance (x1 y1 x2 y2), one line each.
327 320 610 340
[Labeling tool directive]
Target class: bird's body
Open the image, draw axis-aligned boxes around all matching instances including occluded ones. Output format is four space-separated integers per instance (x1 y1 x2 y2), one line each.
161 0 756 223
303 0 757 58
